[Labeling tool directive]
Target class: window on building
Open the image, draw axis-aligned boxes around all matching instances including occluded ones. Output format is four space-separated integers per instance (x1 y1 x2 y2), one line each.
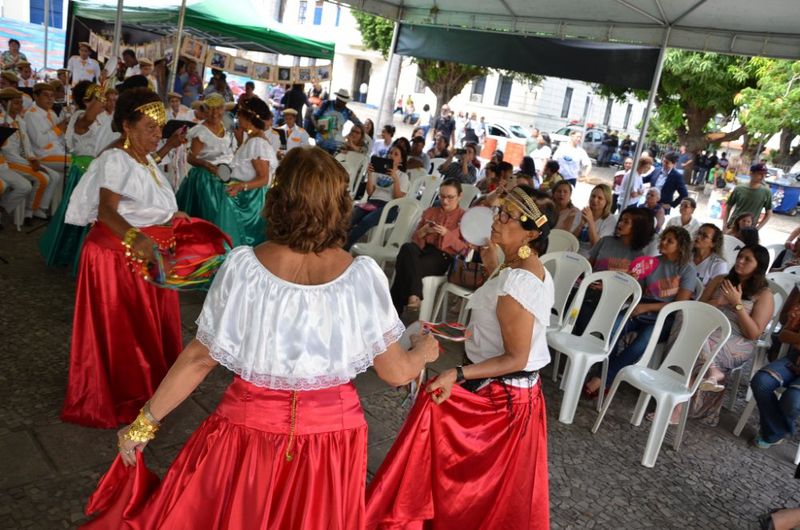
603 99 613 126
494 76 513 107
561 87 573 118
298 0 307 23
623 103 633 129
313 0 323 25
30 0 63 28
335 5 341 26
415 77 426 93
470 76 486 103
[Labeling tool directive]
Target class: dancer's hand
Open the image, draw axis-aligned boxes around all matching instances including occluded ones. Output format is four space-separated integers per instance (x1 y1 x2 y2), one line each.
117 426 147 467
132 233 157 264
427 369 457 405
411 332 439 364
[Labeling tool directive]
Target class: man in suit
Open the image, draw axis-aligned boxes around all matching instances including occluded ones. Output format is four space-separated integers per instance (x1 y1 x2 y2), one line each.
656 152 688 214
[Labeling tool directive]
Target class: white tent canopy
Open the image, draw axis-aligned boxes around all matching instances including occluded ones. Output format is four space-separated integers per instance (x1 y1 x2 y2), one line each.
335 0 800 60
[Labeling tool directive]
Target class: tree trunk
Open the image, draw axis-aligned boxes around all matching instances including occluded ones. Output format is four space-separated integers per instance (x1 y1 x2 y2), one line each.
775 128 798 165
376 54 402 132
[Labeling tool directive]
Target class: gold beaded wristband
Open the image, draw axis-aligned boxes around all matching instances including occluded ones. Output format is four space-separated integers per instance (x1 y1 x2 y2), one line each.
122 227 140 250
123 407 161 443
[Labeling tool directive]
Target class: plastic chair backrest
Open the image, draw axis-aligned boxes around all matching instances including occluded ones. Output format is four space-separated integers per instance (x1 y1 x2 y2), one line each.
406 167 428 182
541 252 592 328
637 301 731 391
335 151 367 196
369 197 423 247
417 175 443 207
723 235 744 267
430 157 447 174
764 280 790 339
459 184 479 209
561 270 642 351
784 265 800 276
766 272 799 296
765 243 784 270
547 229 580 253
407 175 427 198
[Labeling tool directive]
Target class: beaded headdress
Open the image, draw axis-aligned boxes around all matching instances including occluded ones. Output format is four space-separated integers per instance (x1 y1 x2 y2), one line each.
84 84 106 104
135 101 167 127
504 187 548 228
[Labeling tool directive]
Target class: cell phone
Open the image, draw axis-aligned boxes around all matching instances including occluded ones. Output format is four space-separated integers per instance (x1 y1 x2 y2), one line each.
455 148 467 155
370 155 393 174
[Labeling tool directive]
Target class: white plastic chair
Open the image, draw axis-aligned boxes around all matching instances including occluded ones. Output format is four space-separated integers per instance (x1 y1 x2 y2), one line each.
415 175 443 207
459 184 479 209
547 271 642 424
766 272 799 297
765 243 784 270
429 157 447 174
723 235 744 268
432 282 474 325
351 198 423 270
419 275 448 323
540 252 592 331
546 229 580 253
591 301 732 467
406 167 428 182
335 151 367 197
784 265 800 276
13 203 25 231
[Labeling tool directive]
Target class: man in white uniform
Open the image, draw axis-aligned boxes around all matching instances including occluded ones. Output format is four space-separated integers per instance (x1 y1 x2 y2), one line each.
166 92 193 121
553 130 592 187
23 83 68 214
16 61 35 89
280 108 309 152
67 42 102 86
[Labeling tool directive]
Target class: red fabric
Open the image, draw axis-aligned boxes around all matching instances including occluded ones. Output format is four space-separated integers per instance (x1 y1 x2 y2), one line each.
82 378 368 530
366 380 550 530
83 453 160 529
61 221 182 428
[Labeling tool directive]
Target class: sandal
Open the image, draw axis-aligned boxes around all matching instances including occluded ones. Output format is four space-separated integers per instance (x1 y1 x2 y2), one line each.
699 378 725 393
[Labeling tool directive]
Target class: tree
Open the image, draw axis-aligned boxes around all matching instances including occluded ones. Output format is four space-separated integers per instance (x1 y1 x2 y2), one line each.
352 11 542 117
596 50 756 154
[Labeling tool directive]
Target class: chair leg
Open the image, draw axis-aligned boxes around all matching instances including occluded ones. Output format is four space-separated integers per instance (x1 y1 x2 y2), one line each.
457 298 468 324
642 398 674 468
432 291 448 323
591 375 622 434
597 358 609 412
559 358 570 390
551 348 561 382
733 398 757 437
631 391 652 427
558 356 590 425
725 367 743 411
795 442 800 466
673 397 692 451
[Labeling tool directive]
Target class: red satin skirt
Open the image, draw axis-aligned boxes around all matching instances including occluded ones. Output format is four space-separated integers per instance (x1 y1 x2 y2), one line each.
61 221 182 429
82 378 368 530
366 380 550 530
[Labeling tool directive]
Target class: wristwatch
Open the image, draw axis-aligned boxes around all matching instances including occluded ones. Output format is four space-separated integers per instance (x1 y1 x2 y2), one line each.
455 366 466 383
735 303 744 312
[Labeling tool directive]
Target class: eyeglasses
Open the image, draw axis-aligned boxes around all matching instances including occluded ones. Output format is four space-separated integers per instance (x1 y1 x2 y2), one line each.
695 232 713 240
493 207 520 224
439 194 459 200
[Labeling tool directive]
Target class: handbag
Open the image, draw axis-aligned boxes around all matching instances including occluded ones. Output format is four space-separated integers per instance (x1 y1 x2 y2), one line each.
448 252 486 290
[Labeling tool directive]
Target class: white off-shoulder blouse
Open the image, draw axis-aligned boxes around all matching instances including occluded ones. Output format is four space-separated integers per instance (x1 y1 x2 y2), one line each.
466 267 555 381
196 247 405 390
231 136 278 182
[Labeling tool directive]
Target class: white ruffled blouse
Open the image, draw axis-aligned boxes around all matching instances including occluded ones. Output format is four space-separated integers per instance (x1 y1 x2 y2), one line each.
65 110 104 157
65 148 177 227
231 136 278 182
196 247 405 390
466 267 555 381
192 123 235 165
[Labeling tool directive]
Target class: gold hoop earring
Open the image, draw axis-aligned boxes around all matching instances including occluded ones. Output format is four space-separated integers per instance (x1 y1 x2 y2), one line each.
518 245 531 259
123 136 130 149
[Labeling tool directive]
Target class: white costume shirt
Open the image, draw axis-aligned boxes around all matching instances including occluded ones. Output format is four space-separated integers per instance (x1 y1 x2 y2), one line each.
23 104 66 158
196 247 404 390
93 112 120 157
17 78 35 89
265 128 282 155
67 56 101 85
281 124 309 150
231 136 278 182
466 268 555 383
192 124 235 165
66 148 177 227
1 114 35 165
124 64 141 78
553 143 591 181
66 110 104 157
167 106 194 122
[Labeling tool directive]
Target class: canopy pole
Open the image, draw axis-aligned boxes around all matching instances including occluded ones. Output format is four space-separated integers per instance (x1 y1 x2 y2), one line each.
167 0 188 99
621 26 671 209
43 0 50 71
111 0 124 70
375 21 399 135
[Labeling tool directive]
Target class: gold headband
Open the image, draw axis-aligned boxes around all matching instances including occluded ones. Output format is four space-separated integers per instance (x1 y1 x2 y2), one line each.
505 187 548 228
135 101 167 127
84 84 105 104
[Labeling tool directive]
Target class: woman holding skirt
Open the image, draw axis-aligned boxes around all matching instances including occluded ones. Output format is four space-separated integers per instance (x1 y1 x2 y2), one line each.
367 185 555 530
82 146 440 529
62 88 188 429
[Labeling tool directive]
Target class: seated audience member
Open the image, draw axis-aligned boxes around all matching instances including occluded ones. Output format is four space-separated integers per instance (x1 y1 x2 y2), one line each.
514 173 534 188
406 136 431 172
518 156 536 180
728 212 754 240
552 180 581 232
339 123 369 155
391 137 411 160
539 160 563 192
751 285 800 448
390 179 468 314
575 183 616 257
737 226 760 247
584 226 696 395
345 144 409 249
678 245 773 426
665 197 701 237
439 142 478 184
427 134 449 160
693 223 729 286
643 186 666 232
476 163 499 194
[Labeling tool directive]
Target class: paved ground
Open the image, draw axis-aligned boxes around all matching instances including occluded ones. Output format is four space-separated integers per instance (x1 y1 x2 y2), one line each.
2 177 800 529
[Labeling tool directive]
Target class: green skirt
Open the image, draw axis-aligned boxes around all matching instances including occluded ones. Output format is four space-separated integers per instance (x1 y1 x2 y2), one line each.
175 166 266 248
39 156 93 274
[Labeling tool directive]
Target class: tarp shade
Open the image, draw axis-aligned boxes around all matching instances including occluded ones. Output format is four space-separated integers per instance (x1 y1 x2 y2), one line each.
396 24 660 90
71 0 335 59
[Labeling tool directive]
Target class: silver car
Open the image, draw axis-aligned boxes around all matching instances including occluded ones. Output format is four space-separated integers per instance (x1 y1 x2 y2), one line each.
550 125 606 158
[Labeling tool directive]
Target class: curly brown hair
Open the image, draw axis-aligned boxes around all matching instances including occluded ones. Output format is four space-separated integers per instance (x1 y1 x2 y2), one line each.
265 146 352 253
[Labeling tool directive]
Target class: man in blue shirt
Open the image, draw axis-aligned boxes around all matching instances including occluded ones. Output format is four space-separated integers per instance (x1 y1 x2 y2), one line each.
313 89 361 154
657 152 689 214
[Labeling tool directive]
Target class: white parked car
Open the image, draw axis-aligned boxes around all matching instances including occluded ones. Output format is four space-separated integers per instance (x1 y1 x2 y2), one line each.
550 125 606 158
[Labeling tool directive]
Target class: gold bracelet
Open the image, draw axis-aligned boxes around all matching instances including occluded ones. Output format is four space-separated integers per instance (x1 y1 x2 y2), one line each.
123 408 160 443
122 227 140 254
142 401 161 427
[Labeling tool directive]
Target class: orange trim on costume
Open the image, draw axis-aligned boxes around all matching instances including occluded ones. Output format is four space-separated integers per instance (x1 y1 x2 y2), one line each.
8 161 48 210
41 155 70 164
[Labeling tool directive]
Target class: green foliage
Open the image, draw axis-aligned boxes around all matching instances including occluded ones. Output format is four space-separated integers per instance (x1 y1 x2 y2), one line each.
737 58 800 137
351 11 395 58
